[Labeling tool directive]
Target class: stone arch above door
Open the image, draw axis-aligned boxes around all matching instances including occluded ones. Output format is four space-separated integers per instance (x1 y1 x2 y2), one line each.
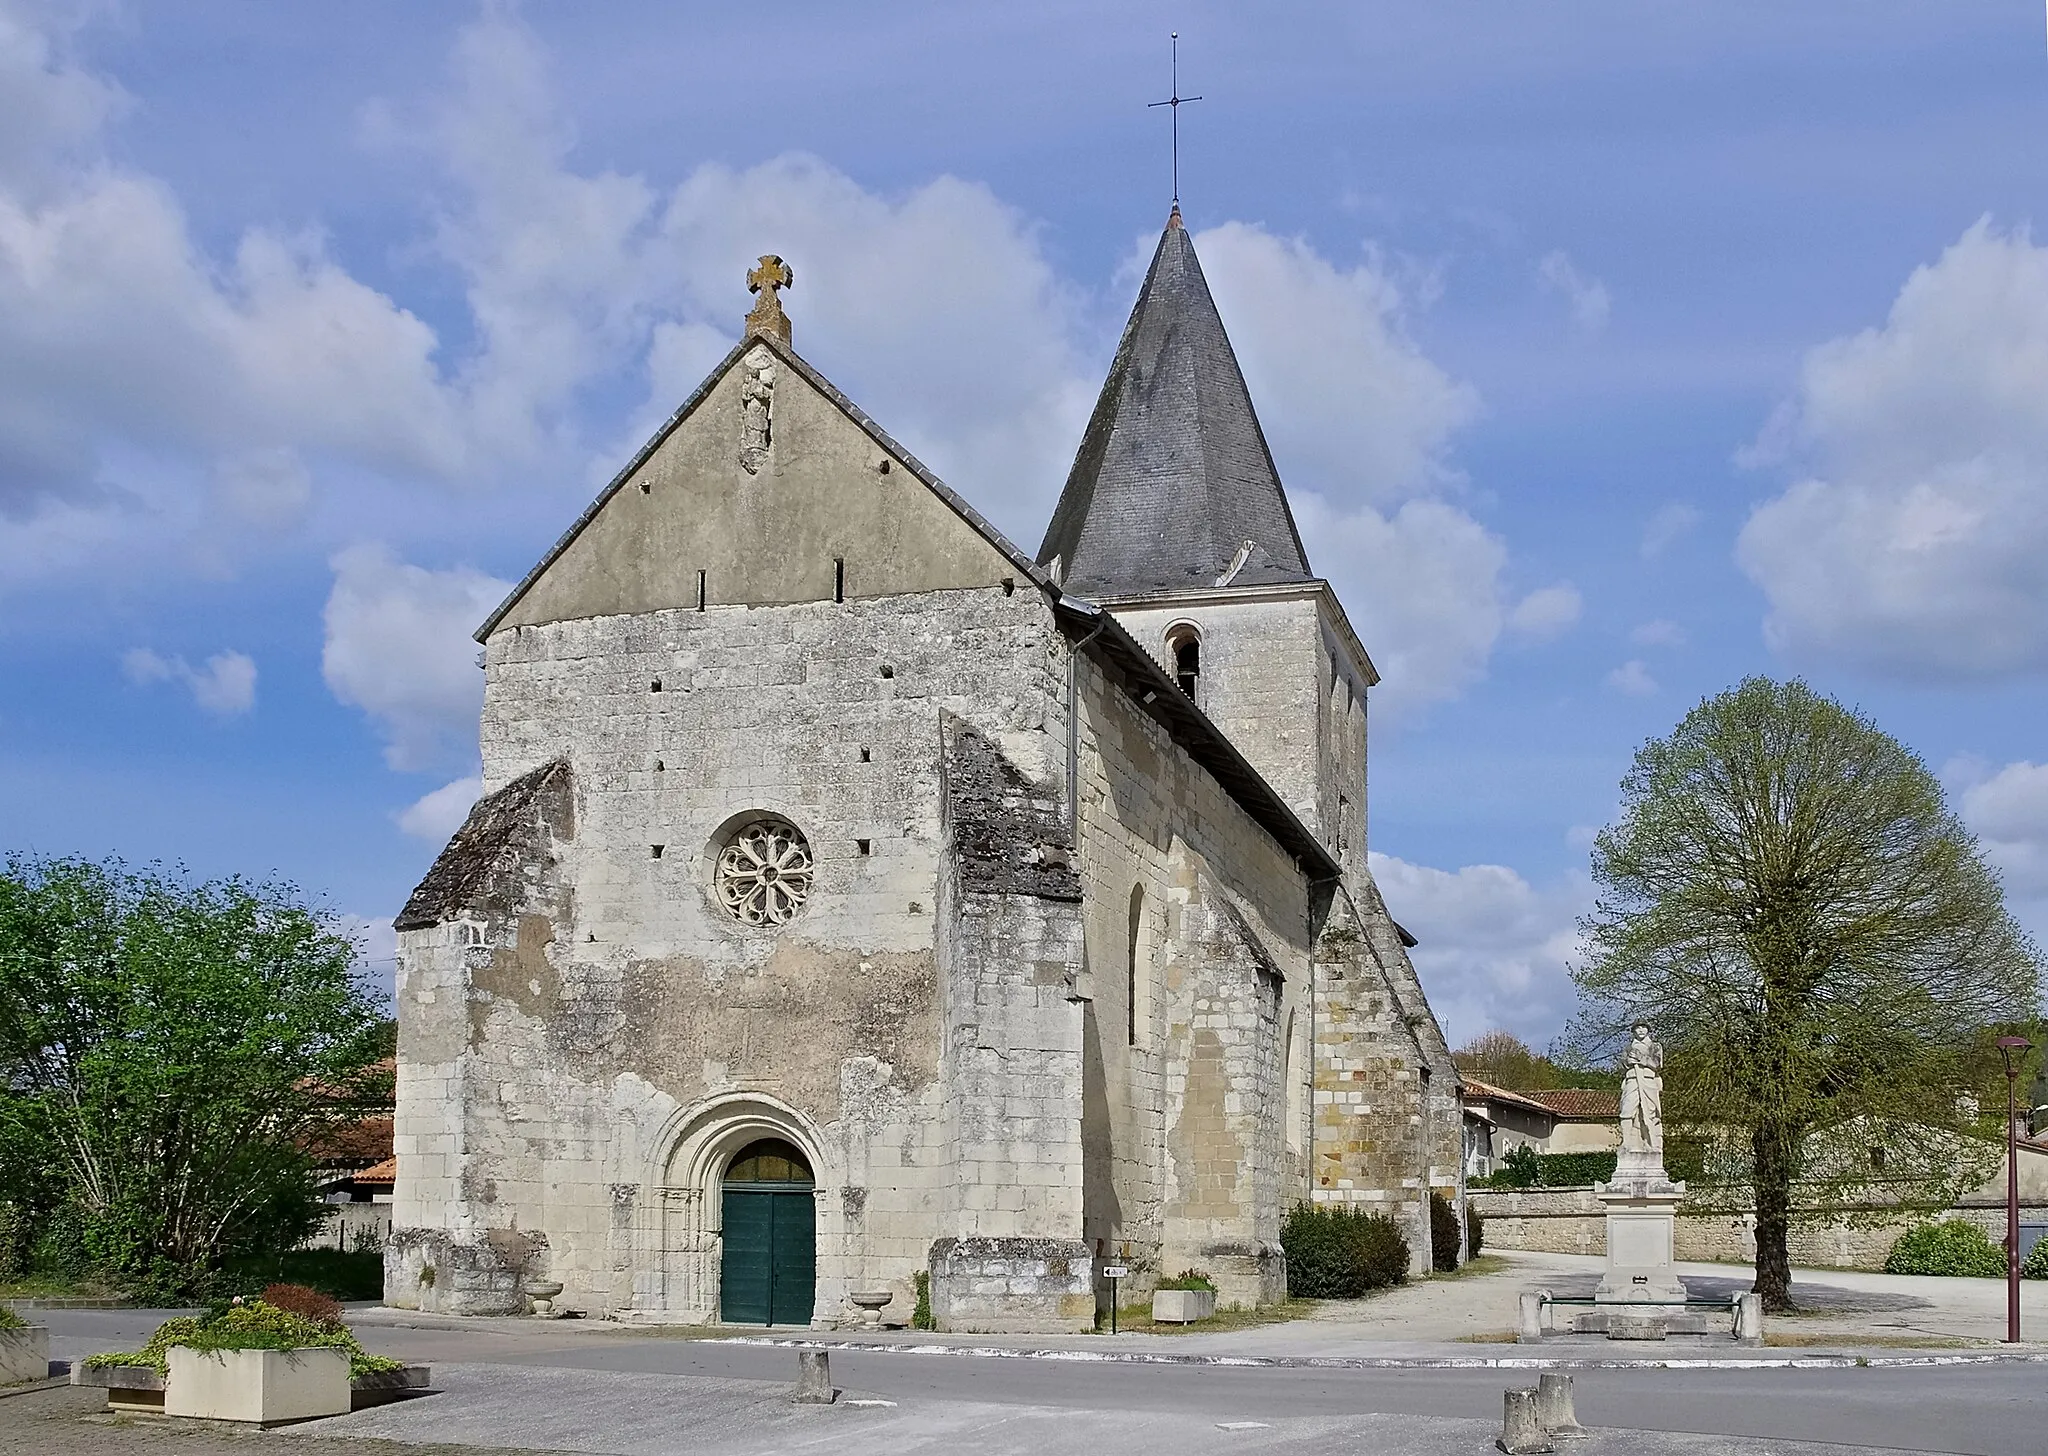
639 1092 831 1325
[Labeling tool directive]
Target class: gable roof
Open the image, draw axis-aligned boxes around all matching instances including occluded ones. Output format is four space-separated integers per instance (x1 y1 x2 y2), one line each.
1523 1088 1621 1121
1037 209 1314 599
474 334 1054 642
1459 1077 1560 1119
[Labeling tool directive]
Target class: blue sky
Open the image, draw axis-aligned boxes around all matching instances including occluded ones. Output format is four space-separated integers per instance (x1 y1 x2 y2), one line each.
5 1 2048 1046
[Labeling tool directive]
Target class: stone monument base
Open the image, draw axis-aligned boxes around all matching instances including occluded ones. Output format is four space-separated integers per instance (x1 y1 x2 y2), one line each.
1593 1152 1686 1313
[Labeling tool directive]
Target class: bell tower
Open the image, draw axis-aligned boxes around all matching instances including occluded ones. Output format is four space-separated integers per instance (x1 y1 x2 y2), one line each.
1036 208 1376 876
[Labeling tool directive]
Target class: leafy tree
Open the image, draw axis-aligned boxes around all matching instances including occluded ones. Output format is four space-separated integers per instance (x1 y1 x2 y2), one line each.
0 856 388 1300
1566 679 2041 1311
1452 1030 1618 1091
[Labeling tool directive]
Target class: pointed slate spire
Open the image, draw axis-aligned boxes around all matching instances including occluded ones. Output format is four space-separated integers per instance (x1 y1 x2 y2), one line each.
1038 207 1313 598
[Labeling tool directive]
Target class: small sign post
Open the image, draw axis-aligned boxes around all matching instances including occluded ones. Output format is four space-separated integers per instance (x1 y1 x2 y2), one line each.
1103 1264 1130 1335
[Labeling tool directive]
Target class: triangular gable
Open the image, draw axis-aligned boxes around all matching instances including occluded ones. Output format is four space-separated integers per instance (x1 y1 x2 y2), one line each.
477 334 1053 640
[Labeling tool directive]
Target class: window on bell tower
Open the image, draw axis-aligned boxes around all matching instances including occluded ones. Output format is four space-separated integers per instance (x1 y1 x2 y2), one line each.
1164 623 1201 701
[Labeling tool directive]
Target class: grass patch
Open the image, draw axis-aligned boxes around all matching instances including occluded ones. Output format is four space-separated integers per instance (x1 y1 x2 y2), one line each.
1761 1331 1978 1349
1454 1329 1518 1343
0 1273 129 1301
1428 1254 1512 1282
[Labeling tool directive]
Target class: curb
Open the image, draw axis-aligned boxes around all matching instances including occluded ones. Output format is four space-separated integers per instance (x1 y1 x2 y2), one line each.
699 1334 2048 1372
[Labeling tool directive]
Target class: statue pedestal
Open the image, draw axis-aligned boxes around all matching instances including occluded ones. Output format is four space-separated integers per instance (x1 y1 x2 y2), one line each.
1593 1153 1686 1307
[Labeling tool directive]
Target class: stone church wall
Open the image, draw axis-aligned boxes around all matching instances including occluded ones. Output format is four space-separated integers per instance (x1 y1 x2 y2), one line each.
1068 655 1310 1310
390 580 1067 1324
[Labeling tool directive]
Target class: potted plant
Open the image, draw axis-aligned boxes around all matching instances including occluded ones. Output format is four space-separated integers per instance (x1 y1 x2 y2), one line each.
0 1303 50 1386
78 1287 424 1424
1151 1269 1217 1324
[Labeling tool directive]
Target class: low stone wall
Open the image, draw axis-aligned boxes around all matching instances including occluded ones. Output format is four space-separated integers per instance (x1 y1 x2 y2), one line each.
1471 1187 2048 1270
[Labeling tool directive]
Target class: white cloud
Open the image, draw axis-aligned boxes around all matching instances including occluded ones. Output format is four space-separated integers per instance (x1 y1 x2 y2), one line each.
1371 850 1589 1046
1507 582 1583 641
397 774 482 841
1948 756 2048 905
0 2 466 585
120 646 257 717
1605 659 1657 696
1640 502 1700 559
321 544 508 771
1629 618 1686 648
1292 492 1508 724
1740 219 2048 678
1197 221 1479 508
1537 250 1611 335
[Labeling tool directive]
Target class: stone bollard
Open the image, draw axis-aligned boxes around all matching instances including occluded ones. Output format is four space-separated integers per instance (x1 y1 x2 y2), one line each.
1498 1387 1554 1454
1535 1372 1588 1440
794 1349 835 1404
1734 1291 1764 1346
1517 1290 1548 1344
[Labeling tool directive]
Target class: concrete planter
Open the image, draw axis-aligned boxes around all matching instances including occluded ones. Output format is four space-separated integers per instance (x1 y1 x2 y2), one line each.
1151 1288 1216 1324
0 1324 49 1385
164 1347 351 1425
75 1359 429 1416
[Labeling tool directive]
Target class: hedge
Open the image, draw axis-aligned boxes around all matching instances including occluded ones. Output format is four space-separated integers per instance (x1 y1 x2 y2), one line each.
1281 1203 1409 1299
1884 1221 2007 1279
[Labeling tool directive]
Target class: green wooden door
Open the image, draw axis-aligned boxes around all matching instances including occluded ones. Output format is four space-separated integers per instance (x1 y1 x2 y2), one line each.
768 1189 816 1326
720 1189 776 1324
719 1139 815 1326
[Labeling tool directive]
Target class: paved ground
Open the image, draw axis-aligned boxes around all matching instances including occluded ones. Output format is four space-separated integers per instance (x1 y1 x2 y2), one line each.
12 1252 2047 1455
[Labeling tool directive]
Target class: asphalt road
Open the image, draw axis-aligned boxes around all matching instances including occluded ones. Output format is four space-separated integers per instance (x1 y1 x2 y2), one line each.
35 1309 2048 1455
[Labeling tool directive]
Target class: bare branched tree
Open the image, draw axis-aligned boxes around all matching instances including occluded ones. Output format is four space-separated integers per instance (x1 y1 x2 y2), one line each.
1565 679 2041 1311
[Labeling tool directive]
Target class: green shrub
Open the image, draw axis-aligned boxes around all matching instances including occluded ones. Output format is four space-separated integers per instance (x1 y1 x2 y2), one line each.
1472 1146 1623 1189
1884 1221 2008 1279
1156 1268 1216 1292
83 1299 402 1380
2022 1239 2048 1281
1281 1203 1409 1299
1429 1192 1460 1272
911 1270 933 1330
224 1248 383 1303
1466 1205 1485 1261
0 1303 23 1330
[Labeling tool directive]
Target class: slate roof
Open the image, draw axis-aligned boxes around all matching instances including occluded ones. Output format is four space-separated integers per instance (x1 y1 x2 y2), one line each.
394 758 571 931
1038 209 1314 599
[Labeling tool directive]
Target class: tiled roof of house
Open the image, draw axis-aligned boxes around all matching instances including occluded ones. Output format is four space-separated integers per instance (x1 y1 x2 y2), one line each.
1523 1087 1621 1120
355 1157 397 1186
1458 1077 1558 1118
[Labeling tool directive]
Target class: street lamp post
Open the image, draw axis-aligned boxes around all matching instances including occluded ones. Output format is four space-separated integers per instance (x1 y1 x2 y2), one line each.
1995 1035 2034 1345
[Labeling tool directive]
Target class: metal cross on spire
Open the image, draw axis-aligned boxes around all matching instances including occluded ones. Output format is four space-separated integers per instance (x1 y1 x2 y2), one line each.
1147 31 1202 206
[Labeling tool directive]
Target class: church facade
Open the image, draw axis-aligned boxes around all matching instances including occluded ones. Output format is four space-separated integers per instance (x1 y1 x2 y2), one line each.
385 210 1464 1331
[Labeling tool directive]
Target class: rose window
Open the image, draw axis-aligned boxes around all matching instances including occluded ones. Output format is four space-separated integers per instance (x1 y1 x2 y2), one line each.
714 819 813 926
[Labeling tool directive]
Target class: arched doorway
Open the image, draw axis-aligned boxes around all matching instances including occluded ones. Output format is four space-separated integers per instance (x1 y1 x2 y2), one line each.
719 1138 815 1325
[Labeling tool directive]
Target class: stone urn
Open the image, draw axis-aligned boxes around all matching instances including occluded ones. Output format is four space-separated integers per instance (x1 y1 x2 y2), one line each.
526 1280 565 1319
849 1290 894 1330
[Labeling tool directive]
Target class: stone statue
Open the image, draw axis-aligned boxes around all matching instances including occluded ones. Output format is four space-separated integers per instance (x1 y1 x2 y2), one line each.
1619 1023 1664 1156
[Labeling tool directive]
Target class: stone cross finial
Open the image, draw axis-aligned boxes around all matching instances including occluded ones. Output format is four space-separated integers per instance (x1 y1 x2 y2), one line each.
745 254 794 344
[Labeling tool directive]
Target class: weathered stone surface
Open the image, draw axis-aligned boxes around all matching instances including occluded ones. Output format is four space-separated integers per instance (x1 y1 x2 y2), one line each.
387 259 1461 1333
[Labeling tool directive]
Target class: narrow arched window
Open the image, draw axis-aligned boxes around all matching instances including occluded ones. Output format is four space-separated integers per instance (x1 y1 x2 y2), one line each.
1164 624 1201 701
1127 884 1149 1047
